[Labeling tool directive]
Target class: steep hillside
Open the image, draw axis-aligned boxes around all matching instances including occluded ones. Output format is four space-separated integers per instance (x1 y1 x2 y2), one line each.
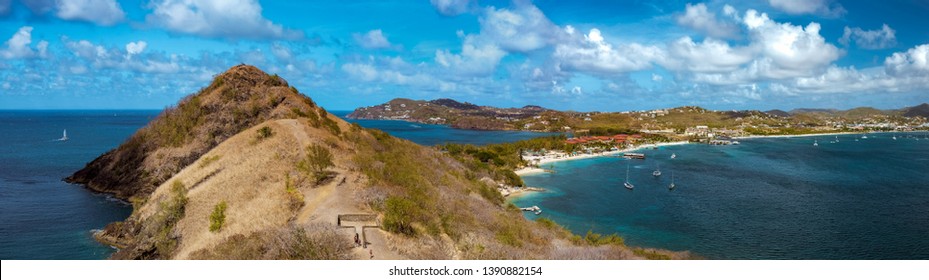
87 65 687 260
66 65 319 200
902 103 929 118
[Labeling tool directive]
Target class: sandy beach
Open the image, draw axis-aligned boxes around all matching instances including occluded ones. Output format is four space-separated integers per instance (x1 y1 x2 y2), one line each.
515 141 691 175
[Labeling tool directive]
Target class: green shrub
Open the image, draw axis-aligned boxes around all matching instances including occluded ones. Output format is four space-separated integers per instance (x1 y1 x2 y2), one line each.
152 181 188 257
297 144 334 184
284 173 303 209
256 126 274 140
199 155 221 168
209 201 228 232
633 248 671 260
382 196 420 236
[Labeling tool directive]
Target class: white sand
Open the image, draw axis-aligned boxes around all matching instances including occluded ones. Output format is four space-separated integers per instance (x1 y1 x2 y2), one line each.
514 141 691 175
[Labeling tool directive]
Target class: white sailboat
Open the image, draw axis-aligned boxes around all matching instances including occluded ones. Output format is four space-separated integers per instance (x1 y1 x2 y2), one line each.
668 171 675 190
835 135 839 143
58 129 68 141
670 153 676 159
813 139 818 146
624 161 634 190
652 163 661 177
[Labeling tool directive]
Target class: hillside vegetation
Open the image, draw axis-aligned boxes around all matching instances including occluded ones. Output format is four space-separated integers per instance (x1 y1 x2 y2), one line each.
88 65 691 260
67 65 321 200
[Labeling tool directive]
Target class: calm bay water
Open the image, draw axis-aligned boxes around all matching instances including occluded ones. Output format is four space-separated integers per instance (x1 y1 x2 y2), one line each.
332 111 560 146
513 134 929 259
0 110 157 259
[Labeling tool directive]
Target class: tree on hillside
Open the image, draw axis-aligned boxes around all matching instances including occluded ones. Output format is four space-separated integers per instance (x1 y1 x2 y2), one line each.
298 143 334 184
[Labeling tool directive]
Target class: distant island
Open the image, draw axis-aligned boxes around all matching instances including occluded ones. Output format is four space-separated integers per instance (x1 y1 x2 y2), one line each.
348 98 929 138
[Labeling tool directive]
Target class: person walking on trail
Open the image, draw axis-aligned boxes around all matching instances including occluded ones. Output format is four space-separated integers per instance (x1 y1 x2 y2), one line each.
369 249 374 259
354 233 360 246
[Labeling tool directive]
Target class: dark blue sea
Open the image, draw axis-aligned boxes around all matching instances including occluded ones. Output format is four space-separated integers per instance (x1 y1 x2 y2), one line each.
0 110 157 259
513 134 929 259
0 110 553 259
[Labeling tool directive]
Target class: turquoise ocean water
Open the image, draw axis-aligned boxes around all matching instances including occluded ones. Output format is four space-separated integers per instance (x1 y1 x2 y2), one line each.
512 133 929 259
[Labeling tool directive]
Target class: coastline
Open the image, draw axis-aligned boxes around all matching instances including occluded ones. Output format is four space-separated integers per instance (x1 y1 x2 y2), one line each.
514 141 691 175
733 131 860 139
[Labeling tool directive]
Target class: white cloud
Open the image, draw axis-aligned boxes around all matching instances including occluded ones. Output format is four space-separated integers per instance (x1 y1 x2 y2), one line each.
1 26 48 59
571 86 582 94
553 28 664 75
430 0 473 16
125 41 147 59
479 4 563 53
652 74 663 82
435 36 507 76
676 3 740 39
56 0 126 26
743 10 841 78
270 43 293 62
64 38 182 74
840 24 896 50
145 0 303 40
353 29 393 49
884 44 929 76
767 0 845 17
665 37 754 73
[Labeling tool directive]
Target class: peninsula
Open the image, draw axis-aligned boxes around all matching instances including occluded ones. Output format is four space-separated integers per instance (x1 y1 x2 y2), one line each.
70 65 687 260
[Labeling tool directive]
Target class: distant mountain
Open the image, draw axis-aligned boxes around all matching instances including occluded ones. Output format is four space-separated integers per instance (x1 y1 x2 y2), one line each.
429 98 480 110
347 98 551 130
902 103 929 118
764 110 791 117
789 108 838 115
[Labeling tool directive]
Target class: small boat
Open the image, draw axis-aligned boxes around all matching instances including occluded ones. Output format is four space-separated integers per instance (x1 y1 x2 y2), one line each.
624 161 634 190
652 163 661 177
668 171 675 190
813 139 818 146
670 153 676 159
861 135 868 139
58 129 69 141
835 136 839 143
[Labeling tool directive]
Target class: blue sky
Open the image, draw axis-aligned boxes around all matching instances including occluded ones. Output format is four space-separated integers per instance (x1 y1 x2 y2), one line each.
1 0 927 111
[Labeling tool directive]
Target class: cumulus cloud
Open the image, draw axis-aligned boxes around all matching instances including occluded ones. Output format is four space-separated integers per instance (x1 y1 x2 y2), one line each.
479 4 563 53
1 26 49 59
64 38 180 73
767 0 845 17
125 41 147 59
430 0 473 16
435 36 507 76
884 44 929 76
553 27 664 75
676 3 740 39
353 29 393 49
56 0 126 26
743 10 841 78
840 24 896 50
664 37 754 73
145 0 303 40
